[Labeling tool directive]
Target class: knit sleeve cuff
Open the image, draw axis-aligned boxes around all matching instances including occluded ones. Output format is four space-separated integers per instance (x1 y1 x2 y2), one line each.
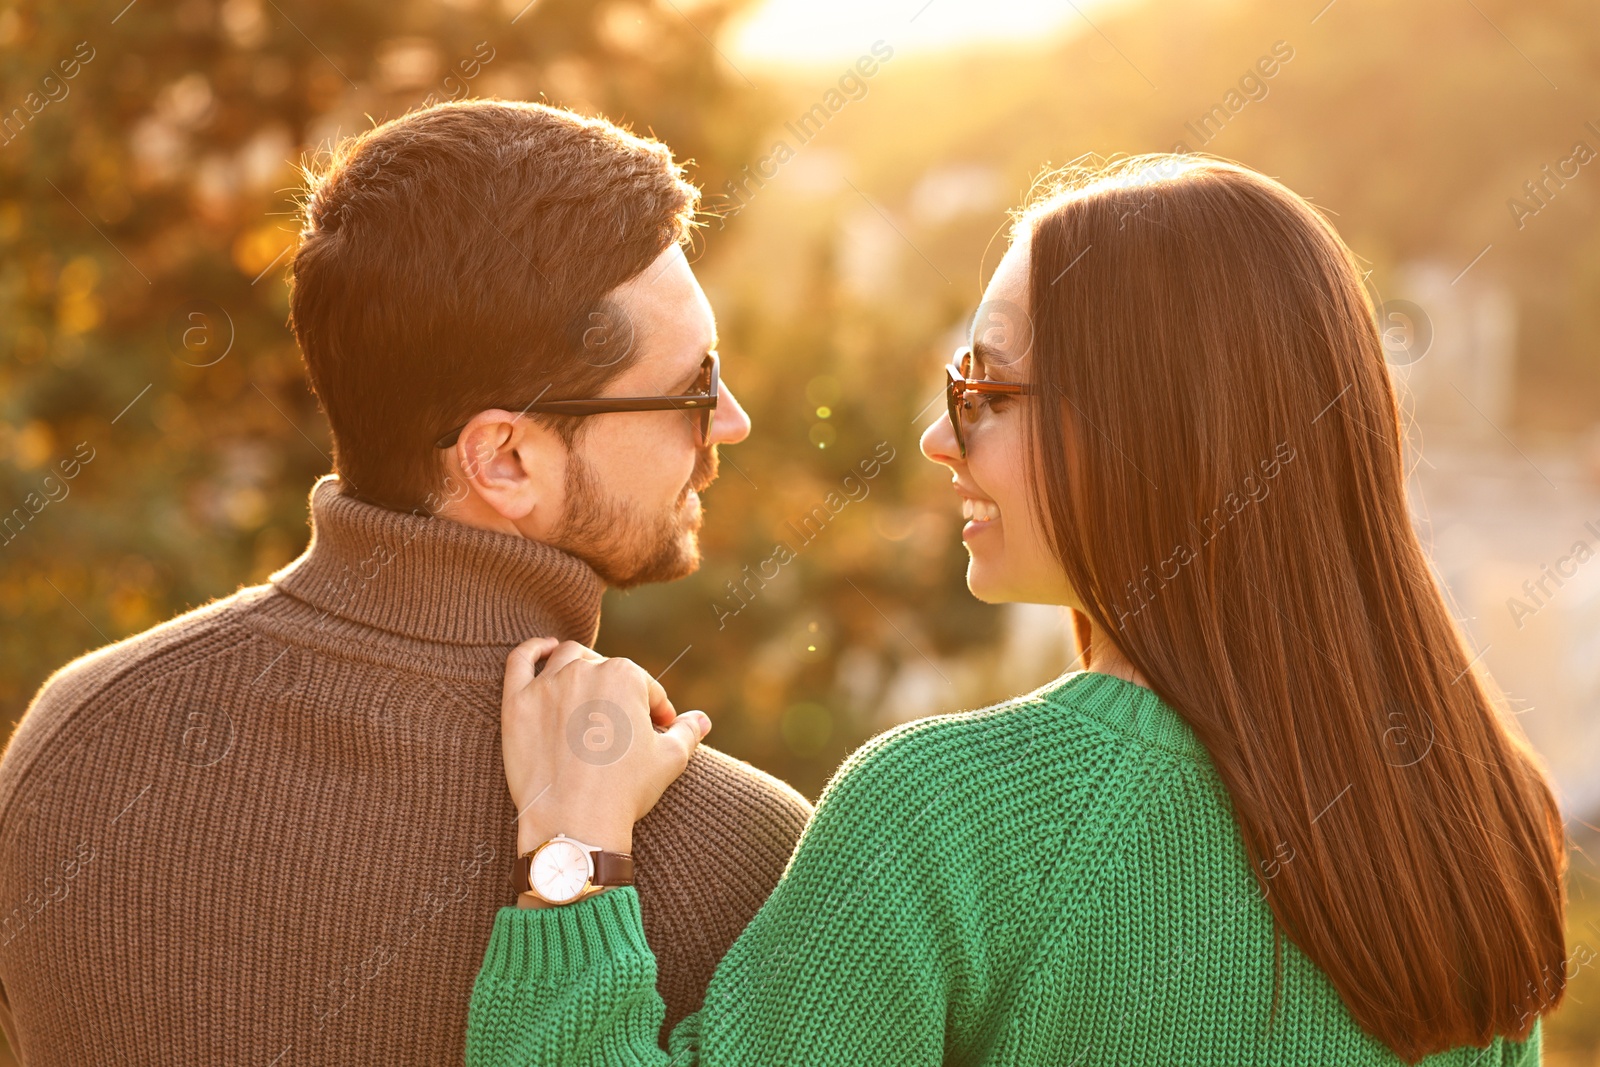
479 886 655 985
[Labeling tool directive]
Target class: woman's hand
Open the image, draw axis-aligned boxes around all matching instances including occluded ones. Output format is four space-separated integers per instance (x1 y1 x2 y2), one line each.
502 638 712 858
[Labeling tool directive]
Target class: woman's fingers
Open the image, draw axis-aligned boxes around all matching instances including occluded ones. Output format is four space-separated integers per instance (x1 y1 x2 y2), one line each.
504 637 561 695
636 711 710 814
655 711 710 772
535 640 604 680
645 673 677 729
544 648 676 729
499 642 711 848
507 643 677 727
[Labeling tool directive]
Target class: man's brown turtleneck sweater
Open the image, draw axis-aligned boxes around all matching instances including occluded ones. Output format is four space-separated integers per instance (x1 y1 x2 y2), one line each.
0 475 813 1065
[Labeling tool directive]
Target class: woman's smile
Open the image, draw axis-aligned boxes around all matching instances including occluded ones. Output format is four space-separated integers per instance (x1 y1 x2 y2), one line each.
956 486 1002 538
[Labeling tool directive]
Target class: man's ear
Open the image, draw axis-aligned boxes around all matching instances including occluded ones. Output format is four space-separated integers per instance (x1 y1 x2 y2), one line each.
448 410 568 526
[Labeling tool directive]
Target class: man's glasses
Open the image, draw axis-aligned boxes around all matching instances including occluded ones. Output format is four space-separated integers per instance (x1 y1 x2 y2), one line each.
434 352 720 450
945 345 1035 458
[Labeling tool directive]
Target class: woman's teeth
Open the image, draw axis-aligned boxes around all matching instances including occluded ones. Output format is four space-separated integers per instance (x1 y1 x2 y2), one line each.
962 497 1001 523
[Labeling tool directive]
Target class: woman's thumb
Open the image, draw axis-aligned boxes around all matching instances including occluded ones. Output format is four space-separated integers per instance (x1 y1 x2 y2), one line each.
661 711 711 761
678 710 711 740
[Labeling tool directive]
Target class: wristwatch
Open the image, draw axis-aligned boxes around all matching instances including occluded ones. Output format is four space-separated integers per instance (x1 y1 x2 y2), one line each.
512 834 634 906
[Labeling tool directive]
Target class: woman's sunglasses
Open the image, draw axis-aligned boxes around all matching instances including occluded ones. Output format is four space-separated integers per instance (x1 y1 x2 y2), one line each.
434 352 720 450
945 345 1036 458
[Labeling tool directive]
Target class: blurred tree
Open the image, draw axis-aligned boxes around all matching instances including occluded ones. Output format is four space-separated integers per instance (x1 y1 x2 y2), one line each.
0 0 768 720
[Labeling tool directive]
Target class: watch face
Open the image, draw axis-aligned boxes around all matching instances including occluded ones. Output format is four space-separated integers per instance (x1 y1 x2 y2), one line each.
531 839 593 904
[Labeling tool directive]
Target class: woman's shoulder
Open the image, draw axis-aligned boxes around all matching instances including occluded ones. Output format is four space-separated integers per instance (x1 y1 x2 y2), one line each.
777 672 1235 1003
833 671 1208 786
807 670 1218 851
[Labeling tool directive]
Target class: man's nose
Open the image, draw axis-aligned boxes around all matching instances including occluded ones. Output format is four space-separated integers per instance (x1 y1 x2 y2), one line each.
708 381 752 445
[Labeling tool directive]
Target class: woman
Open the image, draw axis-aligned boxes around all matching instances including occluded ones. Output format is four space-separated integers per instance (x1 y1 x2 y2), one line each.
465 155 1568 1065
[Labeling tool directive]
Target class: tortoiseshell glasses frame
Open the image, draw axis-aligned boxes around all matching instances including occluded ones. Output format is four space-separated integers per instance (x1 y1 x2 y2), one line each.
945 345 1036 458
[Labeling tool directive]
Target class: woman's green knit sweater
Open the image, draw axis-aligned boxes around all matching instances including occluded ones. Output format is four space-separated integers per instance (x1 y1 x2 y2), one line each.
466 670 1543 1065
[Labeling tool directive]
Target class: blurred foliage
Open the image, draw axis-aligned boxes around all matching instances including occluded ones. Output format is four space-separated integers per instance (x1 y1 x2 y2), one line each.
3 0 1600 1057
0 0 771 718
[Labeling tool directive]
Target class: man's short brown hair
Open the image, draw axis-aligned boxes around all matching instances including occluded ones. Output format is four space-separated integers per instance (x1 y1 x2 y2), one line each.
289 100 702 513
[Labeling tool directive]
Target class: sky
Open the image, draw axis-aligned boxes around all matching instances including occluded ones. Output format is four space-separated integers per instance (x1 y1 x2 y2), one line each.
723 0 1124 67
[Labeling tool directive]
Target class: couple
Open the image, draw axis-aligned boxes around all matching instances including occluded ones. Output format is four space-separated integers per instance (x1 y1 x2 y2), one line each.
0 100 1566 1065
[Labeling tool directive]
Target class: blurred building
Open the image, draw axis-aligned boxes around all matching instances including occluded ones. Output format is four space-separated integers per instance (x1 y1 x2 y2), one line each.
1385 260 1600 818
1385 260 1518 441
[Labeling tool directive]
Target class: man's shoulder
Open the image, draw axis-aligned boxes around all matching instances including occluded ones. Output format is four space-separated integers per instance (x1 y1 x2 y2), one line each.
647 743 814 855
0 581 272 820
671 743 814 821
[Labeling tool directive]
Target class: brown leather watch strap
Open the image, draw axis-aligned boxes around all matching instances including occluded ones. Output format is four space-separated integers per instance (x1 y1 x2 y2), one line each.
591 849 634 886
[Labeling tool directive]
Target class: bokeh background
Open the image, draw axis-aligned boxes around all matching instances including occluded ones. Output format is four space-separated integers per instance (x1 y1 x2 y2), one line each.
2 0 1598 1059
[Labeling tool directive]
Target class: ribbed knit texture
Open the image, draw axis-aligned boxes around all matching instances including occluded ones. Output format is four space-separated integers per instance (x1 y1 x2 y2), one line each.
0 474 813 1066
466 670 1544 1066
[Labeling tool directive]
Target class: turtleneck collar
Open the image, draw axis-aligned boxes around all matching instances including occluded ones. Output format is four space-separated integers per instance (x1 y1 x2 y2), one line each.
268 474 604 647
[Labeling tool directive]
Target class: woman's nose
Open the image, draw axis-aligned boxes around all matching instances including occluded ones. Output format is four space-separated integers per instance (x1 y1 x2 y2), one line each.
920 407 960 467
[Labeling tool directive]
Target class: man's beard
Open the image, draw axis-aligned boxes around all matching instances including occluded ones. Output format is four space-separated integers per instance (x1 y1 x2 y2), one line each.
549 444 720 589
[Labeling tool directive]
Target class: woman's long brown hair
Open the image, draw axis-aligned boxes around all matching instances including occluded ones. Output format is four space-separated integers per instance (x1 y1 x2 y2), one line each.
1019 155 1567 1060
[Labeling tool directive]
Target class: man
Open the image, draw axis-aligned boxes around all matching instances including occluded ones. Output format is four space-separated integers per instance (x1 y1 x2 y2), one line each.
0 101 812 1065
